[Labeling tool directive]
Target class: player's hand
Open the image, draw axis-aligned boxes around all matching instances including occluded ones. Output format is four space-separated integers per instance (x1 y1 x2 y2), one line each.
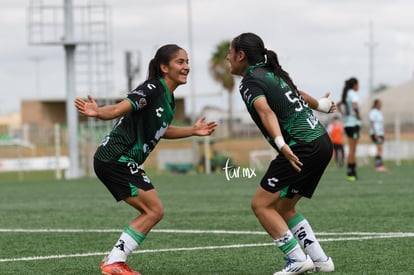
193 116 218 136
280 145 303 172
74 95 99 117
318 92 336 113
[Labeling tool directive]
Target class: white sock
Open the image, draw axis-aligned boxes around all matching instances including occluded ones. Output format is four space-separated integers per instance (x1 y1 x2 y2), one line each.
274 230 307 261
106 232 138 264
290 217 328 262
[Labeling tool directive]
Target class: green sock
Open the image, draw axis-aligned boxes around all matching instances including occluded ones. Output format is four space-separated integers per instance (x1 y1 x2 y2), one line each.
274 230 306 261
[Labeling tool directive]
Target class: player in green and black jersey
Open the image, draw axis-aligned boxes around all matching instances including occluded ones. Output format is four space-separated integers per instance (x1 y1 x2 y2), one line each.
240 64 327 149
228 33 335 274
75 44 217 275
94 77 176 165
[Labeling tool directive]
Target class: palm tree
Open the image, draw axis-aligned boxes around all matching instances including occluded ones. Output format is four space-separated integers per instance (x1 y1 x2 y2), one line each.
209 40 235 136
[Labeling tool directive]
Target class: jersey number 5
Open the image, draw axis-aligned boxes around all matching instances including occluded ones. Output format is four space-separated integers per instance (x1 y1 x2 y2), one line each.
285 91 318 129
284 91 308 112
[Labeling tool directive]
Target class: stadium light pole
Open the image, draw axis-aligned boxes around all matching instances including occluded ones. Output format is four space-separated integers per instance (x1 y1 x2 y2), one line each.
64 0 82 179
365 20 378 96
186 0 210 173
125 50 141 92
187 0 195 122
27 0 111 178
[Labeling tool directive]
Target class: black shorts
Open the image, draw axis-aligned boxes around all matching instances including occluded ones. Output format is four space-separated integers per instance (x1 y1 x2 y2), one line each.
344 125 360 139
94 158 154 201
260 134 333 199
370 134 384 144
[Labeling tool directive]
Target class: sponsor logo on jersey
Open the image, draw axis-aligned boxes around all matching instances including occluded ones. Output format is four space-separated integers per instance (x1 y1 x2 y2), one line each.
155 107 164 117
147 83 156 90
132 89 146 97
142 122 169 154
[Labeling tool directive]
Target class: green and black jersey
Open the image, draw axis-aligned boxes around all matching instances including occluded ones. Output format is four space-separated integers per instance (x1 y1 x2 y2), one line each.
239 64 326 151
94 79 175 165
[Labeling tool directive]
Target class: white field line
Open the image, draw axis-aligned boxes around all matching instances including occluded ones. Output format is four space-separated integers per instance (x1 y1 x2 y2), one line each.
1 228 413 236
0 229 413 263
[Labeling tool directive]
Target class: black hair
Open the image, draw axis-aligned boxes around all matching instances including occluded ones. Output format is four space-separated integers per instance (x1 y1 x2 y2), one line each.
372 98 380 109
231 32 298 92
341 77 358 104
147 44 184 80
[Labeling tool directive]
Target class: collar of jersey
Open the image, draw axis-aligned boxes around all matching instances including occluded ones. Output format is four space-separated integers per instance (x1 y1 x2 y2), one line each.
247 62 266 72
249 62 266 68
159 78 174 106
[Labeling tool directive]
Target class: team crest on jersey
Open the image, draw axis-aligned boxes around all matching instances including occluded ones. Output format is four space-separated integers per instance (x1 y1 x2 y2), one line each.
136 98 147 109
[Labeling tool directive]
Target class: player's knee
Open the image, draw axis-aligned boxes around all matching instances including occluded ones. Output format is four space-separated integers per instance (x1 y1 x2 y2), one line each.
149 205 164 223
250 197 265 216
275 205 296 221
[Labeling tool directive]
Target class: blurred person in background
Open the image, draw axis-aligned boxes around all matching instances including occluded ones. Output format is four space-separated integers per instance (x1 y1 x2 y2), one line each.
337 77 361 182
369 99 388 172
327 115 344 167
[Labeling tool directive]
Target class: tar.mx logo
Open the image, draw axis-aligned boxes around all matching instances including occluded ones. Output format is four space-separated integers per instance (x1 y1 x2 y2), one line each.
223 158 256 181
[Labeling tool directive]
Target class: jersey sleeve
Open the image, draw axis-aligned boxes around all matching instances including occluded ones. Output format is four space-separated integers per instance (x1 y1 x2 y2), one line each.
240 79 265 108
350 91 359 103
369 110 375 122
126 81 160 111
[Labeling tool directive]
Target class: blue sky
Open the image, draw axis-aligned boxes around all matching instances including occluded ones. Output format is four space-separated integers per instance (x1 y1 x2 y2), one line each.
1 0 413 115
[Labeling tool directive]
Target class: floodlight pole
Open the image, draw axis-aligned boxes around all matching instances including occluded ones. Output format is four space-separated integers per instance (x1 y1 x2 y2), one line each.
187 0 211 174
64 0 82 178
187 0 195 122
366 20 378 96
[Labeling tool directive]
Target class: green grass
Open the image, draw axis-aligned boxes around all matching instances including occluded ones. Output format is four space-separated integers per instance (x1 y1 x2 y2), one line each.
0 161 413 274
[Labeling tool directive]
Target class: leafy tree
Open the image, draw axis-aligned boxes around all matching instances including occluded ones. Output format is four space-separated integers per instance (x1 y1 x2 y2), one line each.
374 84 388 94
209 40 235 136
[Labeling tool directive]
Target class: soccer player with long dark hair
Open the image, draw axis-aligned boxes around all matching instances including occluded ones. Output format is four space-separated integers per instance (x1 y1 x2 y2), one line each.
75 44 217 275
227 32 335 274
338 77 361 181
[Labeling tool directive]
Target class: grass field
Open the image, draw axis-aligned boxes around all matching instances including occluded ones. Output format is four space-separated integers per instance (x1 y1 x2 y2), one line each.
0 161 413 275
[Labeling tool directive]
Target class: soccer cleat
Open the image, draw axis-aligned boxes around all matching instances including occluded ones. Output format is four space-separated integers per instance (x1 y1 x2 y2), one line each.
274 255 314 275
375 165 388 172
313 257 335 272
101 256 108 268
346 175 356 182
101 261 141 275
